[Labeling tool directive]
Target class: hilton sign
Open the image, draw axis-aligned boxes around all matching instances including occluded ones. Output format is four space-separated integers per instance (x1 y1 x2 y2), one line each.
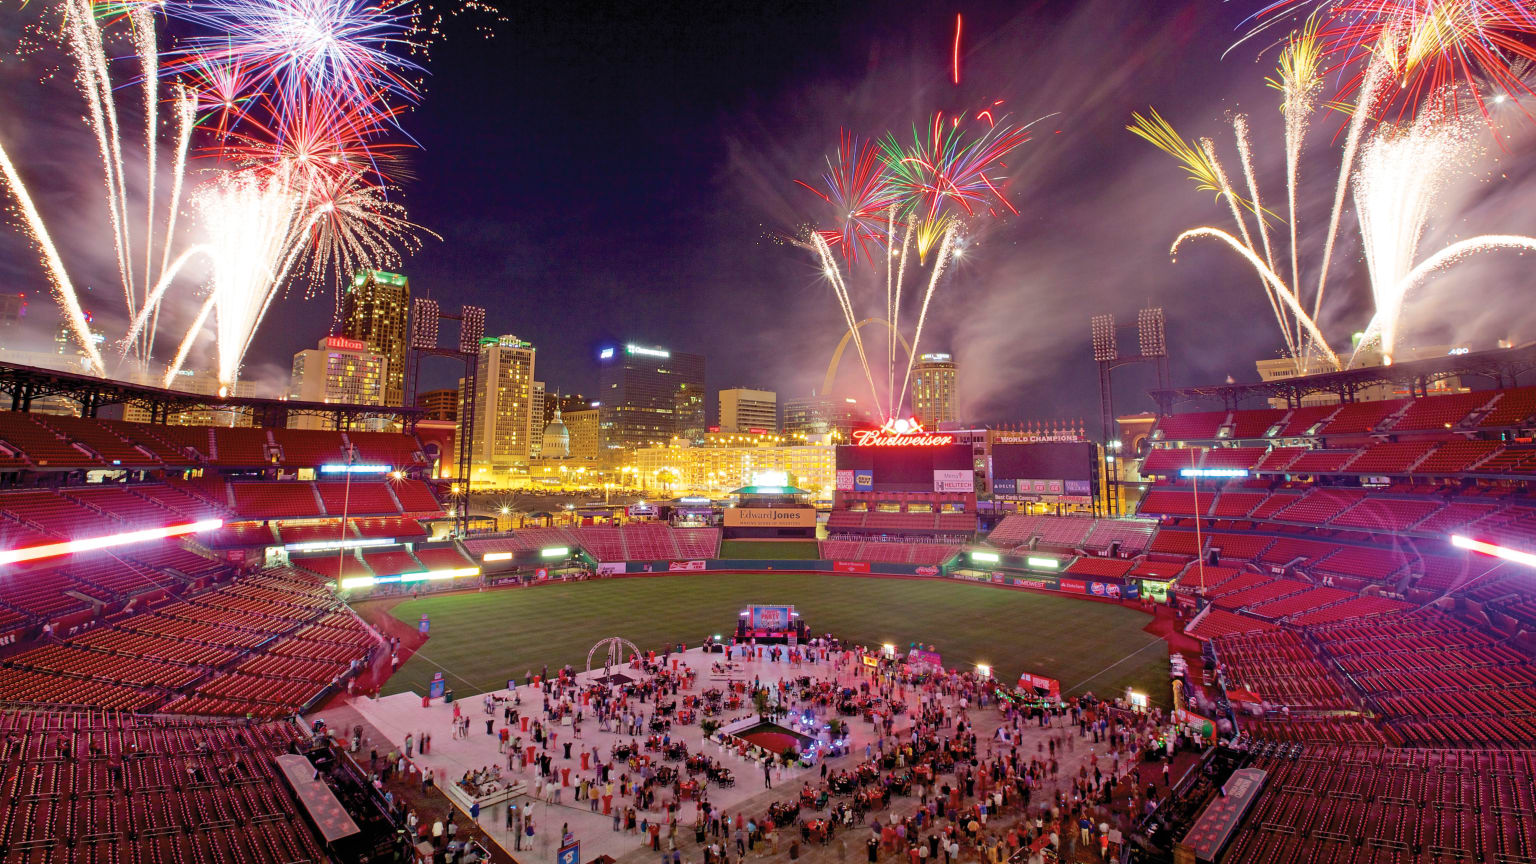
851 419 956 447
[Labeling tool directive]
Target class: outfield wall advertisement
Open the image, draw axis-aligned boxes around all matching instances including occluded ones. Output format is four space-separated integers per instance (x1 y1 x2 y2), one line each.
723 508 816 528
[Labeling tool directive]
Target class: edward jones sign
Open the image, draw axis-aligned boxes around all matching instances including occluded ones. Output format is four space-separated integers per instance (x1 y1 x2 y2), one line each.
723 508 816 528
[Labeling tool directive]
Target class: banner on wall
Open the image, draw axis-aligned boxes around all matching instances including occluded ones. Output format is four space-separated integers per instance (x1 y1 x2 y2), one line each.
1088 581 1122 599
596 562 627 576
668 560 707 571
854 470 874 491
915 565 940 576
932 469 974 493
835 470 855 491
833 561 870 573
1058 578 1086 594
1018 672 1061 700
724 508 816 528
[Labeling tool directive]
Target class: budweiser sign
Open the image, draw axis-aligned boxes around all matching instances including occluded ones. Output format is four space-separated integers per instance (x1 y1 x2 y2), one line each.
851 418 955 447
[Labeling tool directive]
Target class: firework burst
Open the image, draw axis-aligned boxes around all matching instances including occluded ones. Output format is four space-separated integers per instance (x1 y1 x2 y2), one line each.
1246 0 1536 126
794 108 1041 419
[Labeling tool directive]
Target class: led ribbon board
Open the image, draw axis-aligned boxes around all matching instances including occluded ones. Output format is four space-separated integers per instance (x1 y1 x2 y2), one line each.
340 566 480 590
1451 535 1536 568
1179 468 1249 478
0 519 223 566
319 464 391 474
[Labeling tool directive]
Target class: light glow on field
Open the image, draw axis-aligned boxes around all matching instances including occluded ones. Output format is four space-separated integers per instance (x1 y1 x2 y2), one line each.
0 519 223 565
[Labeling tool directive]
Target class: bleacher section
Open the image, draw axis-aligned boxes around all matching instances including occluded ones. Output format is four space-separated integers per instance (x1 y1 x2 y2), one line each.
1222 746 1536 863
0 709 327 863
818 540 963 565
2 566 375 717
985 514 1155 556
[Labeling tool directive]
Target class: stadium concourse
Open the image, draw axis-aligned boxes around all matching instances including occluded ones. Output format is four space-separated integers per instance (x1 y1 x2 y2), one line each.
0 382 1533 863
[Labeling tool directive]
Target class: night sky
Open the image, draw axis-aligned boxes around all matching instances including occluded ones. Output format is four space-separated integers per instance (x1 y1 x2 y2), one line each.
3 1 1535 424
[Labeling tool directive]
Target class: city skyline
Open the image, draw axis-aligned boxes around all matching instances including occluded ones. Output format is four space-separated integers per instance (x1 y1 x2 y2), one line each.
1 1 1535 426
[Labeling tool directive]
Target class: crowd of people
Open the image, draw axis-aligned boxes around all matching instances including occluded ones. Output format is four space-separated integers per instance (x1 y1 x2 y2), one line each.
352 637 1190 864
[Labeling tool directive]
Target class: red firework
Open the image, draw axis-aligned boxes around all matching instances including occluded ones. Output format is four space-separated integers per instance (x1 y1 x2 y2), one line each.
795 130 900 268
1254 0 1536 122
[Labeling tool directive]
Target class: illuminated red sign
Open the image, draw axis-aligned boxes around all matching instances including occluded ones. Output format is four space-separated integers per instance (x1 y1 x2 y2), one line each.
851 418 955 447
325 336 368 351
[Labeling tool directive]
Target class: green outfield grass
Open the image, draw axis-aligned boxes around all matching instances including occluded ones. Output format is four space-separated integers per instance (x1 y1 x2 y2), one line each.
374 573 1171 708
718 540 822 560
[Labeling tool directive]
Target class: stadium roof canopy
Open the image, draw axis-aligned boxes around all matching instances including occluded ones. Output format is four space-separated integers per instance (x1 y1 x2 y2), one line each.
1149 345 1536 413
0 359 420 428
730 485 811 495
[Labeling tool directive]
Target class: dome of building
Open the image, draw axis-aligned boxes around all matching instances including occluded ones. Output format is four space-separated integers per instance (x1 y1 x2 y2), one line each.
542 405 570 459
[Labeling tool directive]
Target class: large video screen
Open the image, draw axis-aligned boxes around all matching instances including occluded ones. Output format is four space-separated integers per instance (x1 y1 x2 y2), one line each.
749 605 794 631
835 444 971 489
990 442 1095 482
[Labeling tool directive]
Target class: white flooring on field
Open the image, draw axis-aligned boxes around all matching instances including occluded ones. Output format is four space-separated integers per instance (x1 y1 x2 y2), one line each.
349 645 1099 864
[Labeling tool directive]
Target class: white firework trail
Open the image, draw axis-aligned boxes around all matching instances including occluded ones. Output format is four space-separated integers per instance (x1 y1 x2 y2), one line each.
887 213 913 414
1202 135 1295 359
132 3 158 363
163 295 218 388
812 232 884 419
1313 54 1390 323
885 206 895 415
895 224 957 419
1171 228 1341 370
1351 110 1478 361
1352 236 1536 356
0 140 106 373
67 0 137 324
1233 114 1296 360
122 244 214 352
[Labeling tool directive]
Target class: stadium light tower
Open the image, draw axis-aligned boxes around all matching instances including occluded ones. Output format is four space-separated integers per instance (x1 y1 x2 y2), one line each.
1091 308 1169 517
406 298 485 537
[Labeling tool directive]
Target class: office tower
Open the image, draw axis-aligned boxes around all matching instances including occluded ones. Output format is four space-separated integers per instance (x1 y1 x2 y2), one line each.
718 388 778 433
911 352 957 426
340 270 410 407
469 335 537 471
595 342 706 454
288 336 388 429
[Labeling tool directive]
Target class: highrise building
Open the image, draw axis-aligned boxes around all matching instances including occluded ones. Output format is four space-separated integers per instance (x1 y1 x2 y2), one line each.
718 388 777 433
530 381 546 457
469 334 538 474
596 342 706 454
288 336 388 429
416 388 458 422
911 353 957 426
339 270 410 407
783 396 869 440
565 408 600 462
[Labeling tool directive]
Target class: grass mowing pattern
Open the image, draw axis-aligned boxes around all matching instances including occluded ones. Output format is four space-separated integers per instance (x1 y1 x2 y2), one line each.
378 573 1170 708
719 540 822 560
